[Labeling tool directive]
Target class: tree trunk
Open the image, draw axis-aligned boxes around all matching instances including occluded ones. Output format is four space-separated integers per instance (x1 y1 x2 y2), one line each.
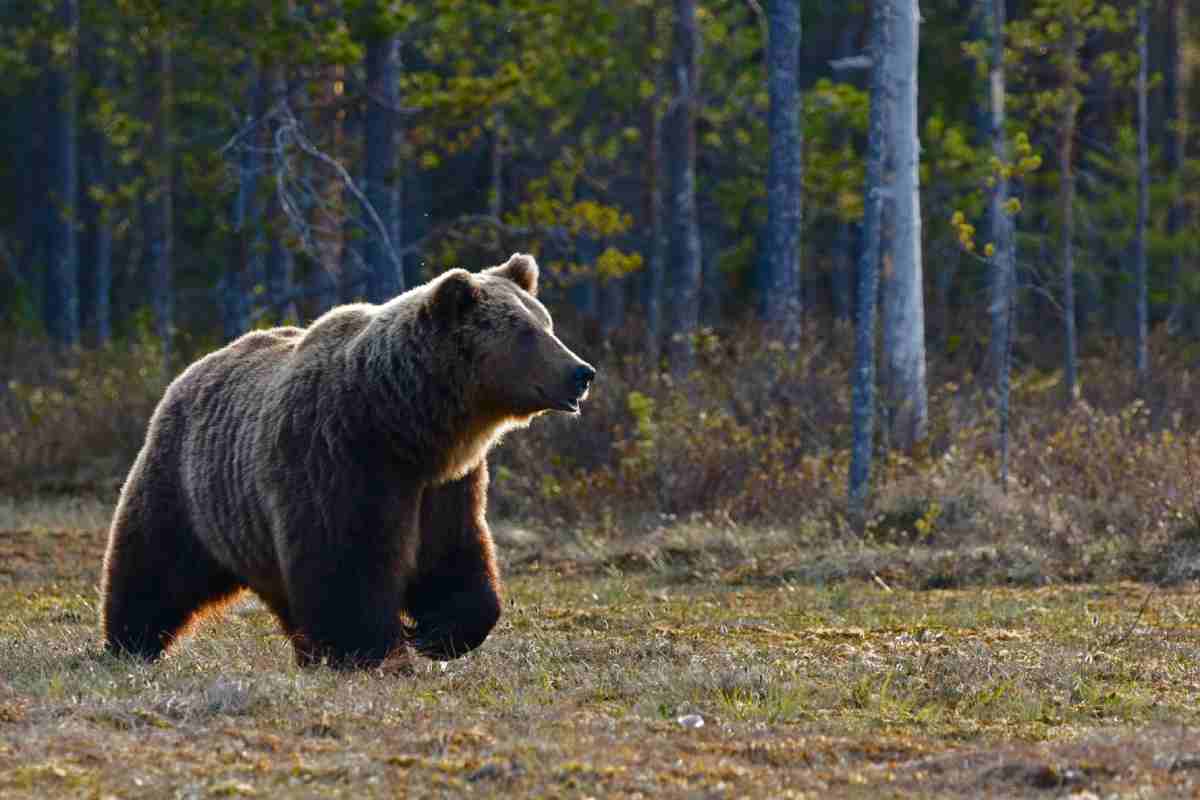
665 0 702 377
391 175 404 285
831 221 855 323
363 20 402 303
1060 20 1079 401
264 64 297 323
490 109 504 219
642 5 666 368
311 59 345 312
569 245 598 318
830 8 862 326
848 0 890 518
80 26 112 347
764 0 803 344
224 64 256 341
1078 267 1099 338
145 36 173 367
80 152 112 347
45 0 80 348
339 73 365 303
987 0 1015 486
967 0 993 147
342 160 364 303
933 239 957 347
223 225 248 342
1034 196 1053 339
1134 0 1149 387
265 228 297 322
403 171 430 289
16 46 50 310
985 0 1013 378
312 262 339 315
600 274 626 337
1166 0 1189 332
880 0 927 452
701 228 721 327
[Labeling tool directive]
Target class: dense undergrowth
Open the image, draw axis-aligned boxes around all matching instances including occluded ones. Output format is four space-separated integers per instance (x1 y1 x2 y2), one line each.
2 318 1199 586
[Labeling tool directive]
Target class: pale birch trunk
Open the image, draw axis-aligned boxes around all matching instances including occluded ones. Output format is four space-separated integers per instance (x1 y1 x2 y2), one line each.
880 0 927 452
1060 19 1079 401
985 0 1016 489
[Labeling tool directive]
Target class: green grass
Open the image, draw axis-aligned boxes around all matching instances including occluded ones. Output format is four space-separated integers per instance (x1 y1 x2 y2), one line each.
2 499 1200 797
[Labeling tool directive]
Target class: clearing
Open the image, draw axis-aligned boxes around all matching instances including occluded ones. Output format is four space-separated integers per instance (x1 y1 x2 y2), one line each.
2 497 1200 798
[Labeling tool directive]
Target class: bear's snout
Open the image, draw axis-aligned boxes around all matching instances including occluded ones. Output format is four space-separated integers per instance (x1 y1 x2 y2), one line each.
557 360 595 412
572 364 596 399
537 357 595 414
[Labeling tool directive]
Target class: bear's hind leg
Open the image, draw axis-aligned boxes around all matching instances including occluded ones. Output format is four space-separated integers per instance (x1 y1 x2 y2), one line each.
102 497 242 660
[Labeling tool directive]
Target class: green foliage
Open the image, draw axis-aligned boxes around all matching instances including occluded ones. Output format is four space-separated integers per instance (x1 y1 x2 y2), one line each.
621 390 657 472
0 0 1196 401
1080 125 1200 308
948 131 1041 256
0 334 166 490
804 80 869 223
1007 0 1134 123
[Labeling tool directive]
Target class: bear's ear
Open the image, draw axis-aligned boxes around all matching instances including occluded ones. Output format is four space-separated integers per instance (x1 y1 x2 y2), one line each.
431 268 480 320
484 253 539 296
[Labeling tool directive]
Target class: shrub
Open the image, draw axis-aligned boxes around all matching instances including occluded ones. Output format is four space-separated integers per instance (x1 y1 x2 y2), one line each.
3 318 1198 586
0 335 166 493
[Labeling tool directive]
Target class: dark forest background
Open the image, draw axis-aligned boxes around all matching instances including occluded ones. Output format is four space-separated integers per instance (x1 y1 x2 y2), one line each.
2 0 1199 558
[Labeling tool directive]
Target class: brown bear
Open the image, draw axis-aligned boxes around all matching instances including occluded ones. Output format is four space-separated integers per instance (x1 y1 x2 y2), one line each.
100 254 594 667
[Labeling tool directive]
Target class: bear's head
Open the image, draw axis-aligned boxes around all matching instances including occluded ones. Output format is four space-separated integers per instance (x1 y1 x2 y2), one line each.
431 254 596 419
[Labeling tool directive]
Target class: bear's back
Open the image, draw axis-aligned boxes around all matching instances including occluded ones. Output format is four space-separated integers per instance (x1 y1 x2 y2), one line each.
294 304 375 356
165 325 307 579
172 325 304 414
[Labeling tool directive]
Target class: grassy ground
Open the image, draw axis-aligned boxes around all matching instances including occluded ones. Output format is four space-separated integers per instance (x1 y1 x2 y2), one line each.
3 498 1200 798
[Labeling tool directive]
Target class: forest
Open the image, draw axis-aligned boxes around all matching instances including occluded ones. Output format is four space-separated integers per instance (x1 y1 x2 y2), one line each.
2 0 1199 503
4 1 1200 797
2 0 1199 510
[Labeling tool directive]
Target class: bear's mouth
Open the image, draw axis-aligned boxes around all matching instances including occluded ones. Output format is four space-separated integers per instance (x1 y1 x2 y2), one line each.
538 387 583 414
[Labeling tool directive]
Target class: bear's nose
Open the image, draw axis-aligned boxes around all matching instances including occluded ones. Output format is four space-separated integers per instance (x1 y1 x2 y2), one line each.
573 364 596 395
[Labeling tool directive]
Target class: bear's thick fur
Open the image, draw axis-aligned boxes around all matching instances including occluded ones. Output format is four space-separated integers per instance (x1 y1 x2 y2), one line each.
101 254 594 667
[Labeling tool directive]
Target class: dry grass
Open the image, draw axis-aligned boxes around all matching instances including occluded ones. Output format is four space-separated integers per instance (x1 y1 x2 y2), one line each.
3 498 1200 798
0 495 113 532
4 322 1200 795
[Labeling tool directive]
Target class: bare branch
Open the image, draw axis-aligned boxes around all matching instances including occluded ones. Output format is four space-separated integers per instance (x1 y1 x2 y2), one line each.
275 103 403 276
218 97 585 309
830 55 873 71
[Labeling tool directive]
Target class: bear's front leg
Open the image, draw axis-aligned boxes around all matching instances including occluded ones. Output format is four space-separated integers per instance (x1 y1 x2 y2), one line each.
279 487 421 669
284 554 412 668
406 569 501 661
408 463 502 660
